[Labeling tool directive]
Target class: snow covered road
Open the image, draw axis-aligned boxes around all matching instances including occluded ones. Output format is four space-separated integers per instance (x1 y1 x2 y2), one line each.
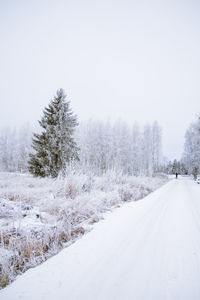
1 177 200 300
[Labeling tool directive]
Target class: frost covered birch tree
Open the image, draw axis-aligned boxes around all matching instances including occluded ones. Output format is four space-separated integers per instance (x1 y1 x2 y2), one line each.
151 121 162 174
28 89 79 177
76 120 162 176
0 124 32 172
182 114 200 178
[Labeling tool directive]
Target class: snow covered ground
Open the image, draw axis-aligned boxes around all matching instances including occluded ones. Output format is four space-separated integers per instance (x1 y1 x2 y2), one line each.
0 171 167 288
1 176 200 300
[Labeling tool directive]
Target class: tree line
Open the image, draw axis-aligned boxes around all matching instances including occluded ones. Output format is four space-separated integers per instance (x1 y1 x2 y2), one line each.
0 89 163 177
163 114 200 178
76 120 162 176
0 123 32 172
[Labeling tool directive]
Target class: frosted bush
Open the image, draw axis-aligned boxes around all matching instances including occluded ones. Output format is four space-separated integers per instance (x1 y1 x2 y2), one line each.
64 175 86 199
54 174 91 199
93 170 126 192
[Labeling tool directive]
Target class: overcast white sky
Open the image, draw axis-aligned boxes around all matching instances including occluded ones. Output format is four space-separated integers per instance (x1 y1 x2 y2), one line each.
0 0 200 160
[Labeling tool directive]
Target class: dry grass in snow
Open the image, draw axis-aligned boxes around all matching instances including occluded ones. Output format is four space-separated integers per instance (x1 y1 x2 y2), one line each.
0 171 168 288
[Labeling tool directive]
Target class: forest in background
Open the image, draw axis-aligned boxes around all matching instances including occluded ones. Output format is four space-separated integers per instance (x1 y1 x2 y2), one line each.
0 116 200 178
0 87 199 179
0 120 162 177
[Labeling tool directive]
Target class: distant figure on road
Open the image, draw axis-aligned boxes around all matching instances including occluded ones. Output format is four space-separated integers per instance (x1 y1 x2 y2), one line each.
176 172 178 179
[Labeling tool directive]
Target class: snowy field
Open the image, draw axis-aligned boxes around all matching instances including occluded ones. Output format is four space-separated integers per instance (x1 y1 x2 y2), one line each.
0 171 167 288
1 176 200 300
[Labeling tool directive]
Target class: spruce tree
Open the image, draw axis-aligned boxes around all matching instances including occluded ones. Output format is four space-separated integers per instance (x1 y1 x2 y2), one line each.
28 89 79 177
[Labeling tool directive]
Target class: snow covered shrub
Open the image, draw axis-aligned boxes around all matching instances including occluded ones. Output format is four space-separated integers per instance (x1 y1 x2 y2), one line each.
64 175 86 199
0 248 13 288
54 173 91 199
93 170 126 192
118 185 135 202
